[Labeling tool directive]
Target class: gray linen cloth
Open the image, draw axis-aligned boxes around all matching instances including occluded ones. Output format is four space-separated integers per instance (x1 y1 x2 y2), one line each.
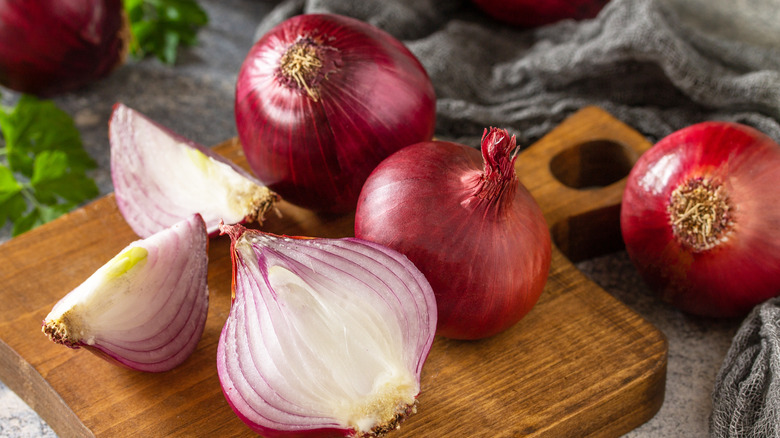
256 1 780 437
712 297 780 438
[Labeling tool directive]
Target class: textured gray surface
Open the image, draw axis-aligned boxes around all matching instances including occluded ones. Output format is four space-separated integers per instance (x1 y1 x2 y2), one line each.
1 0 777 436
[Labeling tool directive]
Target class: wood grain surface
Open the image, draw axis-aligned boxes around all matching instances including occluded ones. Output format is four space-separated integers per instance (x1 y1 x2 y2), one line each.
0 106 666 437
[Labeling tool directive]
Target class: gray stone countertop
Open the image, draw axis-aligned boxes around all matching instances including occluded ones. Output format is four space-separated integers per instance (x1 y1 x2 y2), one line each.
0 1 743 436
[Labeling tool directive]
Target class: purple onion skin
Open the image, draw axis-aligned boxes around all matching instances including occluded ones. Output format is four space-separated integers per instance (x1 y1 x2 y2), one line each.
621 122 780 318
235 13 436 213
220 398 348 438
355 133 552 340
470 0 611 27
0 0 127 97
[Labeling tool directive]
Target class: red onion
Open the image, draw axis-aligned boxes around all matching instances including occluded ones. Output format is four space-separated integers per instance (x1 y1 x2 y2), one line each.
0 0 128 97
217 223 437 437
355 128 552 340
621 122 780 318
42 214 209 372
470 0 611 27
110 103 279 238
235 13 436 213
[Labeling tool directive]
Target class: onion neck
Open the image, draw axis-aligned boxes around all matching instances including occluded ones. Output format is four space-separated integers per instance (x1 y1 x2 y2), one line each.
667 176 734 252
277 37 340 102
474 127 519 210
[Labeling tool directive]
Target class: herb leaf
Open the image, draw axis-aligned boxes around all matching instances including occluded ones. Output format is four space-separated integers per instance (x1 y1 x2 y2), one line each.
0 95 99 236
0 95 95 175
0 165 25 228
32 150 99 204
124 0 209 65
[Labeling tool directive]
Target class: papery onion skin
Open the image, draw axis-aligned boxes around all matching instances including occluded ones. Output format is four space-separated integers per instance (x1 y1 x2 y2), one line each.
110 102 280 238
235 13 436 213
217 223 437 437
470 0 611 27
621 122 780 318
42 214 209 373
0 0 128 97
355 128 552 340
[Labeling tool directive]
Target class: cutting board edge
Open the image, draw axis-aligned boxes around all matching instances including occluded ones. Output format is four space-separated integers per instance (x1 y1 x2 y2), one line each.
596 334 668 437
0 336 94 438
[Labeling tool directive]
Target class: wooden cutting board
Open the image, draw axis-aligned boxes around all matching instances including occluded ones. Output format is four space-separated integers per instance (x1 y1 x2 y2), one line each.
0 106 666 437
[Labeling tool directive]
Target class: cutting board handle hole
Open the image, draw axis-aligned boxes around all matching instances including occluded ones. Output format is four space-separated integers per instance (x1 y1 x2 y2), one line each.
551 204 625 263
549 140 638 189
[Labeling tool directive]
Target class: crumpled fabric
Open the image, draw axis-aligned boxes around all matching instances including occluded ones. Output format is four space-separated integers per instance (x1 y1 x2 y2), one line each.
253 0 780 148
711 297 780 438
254 1 780 437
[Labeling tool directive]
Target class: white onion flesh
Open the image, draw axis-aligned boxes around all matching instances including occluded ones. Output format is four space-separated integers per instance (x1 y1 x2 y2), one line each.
109 103 279 238
42 214 209 373
217 224 437 437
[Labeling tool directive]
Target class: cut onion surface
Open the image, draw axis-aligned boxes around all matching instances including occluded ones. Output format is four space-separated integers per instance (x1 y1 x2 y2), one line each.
217 223 437 437
110 103 279 238
42 214 209 373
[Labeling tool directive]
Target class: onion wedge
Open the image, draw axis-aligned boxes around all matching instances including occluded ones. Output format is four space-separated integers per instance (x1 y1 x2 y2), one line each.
110 103 279 238
42 214 209 372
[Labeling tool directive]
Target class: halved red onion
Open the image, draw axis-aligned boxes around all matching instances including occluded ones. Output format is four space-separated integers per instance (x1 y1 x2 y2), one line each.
42 214 209 373
110 103 280 238
217 224 437 437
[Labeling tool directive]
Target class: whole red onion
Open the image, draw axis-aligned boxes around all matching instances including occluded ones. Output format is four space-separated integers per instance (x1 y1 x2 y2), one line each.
0 0 128 97
235 13 436 213
470 0 611 27
621 122 780 318
355 127 552 340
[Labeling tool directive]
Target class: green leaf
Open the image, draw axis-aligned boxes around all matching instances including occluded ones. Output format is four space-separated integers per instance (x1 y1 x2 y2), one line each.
11 206 42 236
39 203 74 223
0 164 21 199
0 165 25 228
0 193 26 229
31 151 99 204
30 150 69 185
0 95 99 236
124 0 209 64
0 95 95 177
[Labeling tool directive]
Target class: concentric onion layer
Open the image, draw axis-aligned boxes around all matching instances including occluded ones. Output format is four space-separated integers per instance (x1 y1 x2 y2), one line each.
42 214 209 372
621 121 780 317
217 225 437 437
110 103 279 238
